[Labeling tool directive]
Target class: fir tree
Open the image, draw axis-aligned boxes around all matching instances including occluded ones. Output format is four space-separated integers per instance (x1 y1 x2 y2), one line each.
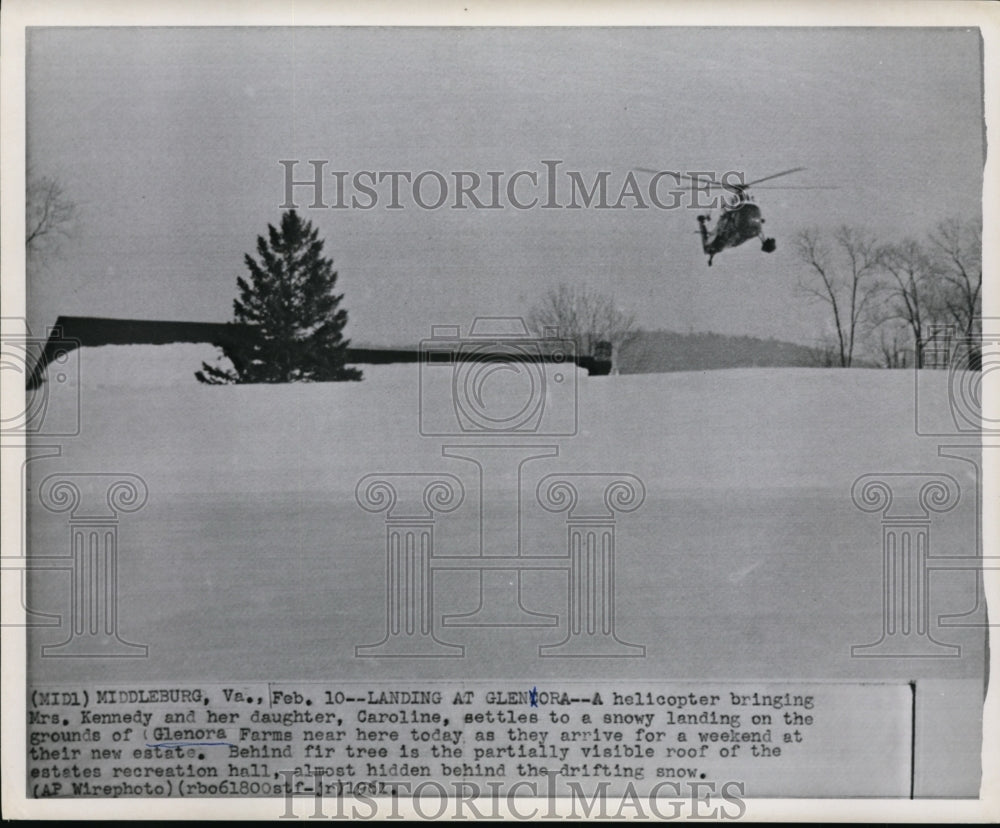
197 210 363 384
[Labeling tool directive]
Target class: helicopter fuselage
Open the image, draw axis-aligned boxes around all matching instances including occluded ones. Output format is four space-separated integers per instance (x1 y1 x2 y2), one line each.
715 201 764 247
697 201 773 265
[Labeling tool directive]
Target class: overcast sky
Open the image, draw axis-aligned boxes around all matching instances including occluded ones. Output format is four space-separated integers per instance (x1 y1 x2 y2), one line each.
25 26 984 347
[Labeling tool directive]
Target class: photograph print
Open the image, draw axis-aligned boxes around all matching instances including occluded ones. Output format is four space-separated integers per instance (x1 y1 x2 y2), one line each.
3 4 996 820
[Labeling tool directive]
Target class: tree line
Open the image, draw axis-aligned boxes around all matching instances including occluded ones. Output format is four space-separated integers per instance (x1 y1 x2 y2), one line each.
793 218 982 369
25 169 982 381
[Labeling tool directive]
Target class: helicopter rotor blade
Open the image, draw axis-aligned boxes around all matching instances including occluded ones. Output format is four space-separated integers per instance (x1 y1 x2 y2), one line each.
635 167 833 191
743 185 839 190
674 172 742 191
743 167 807 187
636 168 734 189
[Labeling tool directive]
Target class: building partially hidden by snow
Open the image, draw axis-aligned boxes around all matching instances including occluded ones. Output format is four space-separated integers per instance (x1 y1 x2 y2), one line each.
26 316 612 389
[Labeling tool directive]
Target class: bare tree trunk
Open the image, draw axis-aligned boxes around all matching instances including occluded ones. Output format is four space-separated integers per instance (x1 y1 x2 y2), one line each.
795 226 882 368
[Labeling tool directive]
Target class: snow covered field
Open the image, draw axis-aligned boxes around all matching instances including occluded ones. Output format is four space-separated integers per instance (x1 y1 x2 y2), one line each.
24 345 984 687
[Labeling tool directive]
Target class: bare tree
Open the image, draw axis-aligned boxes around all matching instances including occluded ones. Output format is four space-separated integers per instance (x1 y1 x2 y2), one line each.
794 226 883 367
807 338 840 368
876 238 941 368
527 283 639 373
874 322 910 369
26 173 78 263
928 217 982 343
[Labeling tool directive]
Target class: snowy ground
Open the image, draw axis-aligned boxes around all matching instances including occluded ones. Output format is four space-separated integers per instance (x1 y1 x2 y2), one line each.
22 344 984 687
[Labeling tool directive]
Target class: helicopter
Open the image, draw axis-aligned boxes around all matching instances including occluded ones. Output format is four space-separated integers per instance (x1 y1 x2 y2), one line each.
637 167 831 266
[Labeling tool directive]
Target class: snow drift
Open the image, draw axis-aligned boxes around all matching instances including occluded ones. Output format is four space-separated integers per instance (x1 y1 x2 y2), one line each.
29 343 969 496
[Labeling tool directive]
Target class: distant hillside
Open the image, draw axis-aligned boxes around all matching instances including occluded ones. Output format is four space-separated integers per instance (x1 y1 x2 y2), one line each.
360 329 827 374
619 330 823 373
